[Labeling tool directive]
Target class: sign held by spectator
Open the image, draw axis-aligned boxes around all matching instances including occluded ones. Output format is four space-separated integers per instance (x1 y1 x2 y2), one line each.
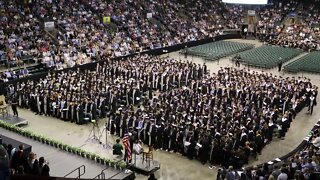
248 10 256 16
103 16 111 24
147 13 153 19
44 21 55 30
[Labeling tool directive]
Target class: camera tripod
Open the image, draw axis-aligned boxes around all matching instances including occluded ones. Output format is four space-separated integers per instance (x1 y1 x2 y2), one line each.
98 118 113 149
86 120 101 143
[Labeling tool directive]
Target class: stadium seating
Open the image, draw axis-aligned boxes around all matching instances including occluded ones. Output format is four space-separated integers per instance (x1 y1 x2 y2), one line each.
183 41 254 61
284 51 320 73
237 46 303 68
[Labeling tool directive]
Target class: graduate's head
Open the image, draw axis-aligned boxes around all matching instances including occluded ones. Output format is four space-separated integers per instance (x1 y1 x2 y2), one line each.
116 139 120 144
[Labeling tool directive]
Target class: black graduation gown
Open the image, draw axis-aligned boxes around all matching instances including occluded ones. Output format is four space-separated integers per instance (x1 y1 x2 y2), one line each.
163 127 170 150
177 131 184 153
91 103 97 120
76 103 84 125
30 95 37 113
155 125 164 149
210 144 219 165
187 137 196 160
150 125 157 147
100 99 107 118
199 139 210 164
169 129 177 152
115 115 121 136
68 104 75 122
42 96 50 116
110 117 116 135
121 118 127 138
144 122 151 145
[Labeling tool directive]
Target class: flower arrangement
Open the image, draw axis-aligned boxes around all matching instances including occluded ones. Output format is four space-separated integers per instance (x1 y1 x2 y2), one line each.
0 121 127 169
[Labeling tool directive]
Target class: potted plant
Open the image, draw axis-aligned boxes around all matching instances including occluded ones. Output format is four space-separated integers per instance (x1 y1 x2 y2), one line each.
109 161 115 167
12 126 19 133
96 156 102 164
115 161 121 170
69 147 75 153
86 152 91 159
80 151 86 158
44 138 50 145
17 129 23 135
90 153 96 161
32 134 38 141
40 136 46 144
120 161 127 170
23 131 30 138
58 143 63 150
74 148 80 156
63 145 69 151
52 140 59 148
22 131 27 137
8 124 14 131
104 159 111 166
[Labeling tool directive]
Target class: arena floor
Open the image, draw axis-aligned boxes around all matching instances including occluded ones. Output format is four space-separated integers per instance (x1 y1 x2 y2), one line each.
5 39 320 180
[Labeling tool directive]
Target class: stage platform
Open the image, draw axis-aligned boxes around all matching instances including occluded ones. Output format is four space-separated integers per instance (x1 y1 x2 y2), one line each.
130 154 160 175
1 114 28 126
2 135 32 155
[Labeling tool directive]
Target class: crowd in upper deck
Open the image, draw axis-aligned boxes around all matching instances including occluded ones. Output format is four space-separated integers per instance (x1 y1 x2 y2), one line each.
0 0 319 83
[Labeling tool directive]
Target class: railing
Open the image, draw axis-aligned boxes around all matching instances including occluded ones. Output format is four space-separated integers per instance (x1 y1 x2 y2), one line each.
92 172 105 179
92 166 110 179
106 171 123 180
64 165 86 179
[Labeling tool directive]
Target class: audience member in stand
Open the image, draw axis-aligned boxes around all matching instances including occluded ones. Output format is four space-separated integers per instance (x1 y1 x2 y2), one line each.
238 126 320 180
0 0 319 84
11 145 26 170
3 143 50 176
